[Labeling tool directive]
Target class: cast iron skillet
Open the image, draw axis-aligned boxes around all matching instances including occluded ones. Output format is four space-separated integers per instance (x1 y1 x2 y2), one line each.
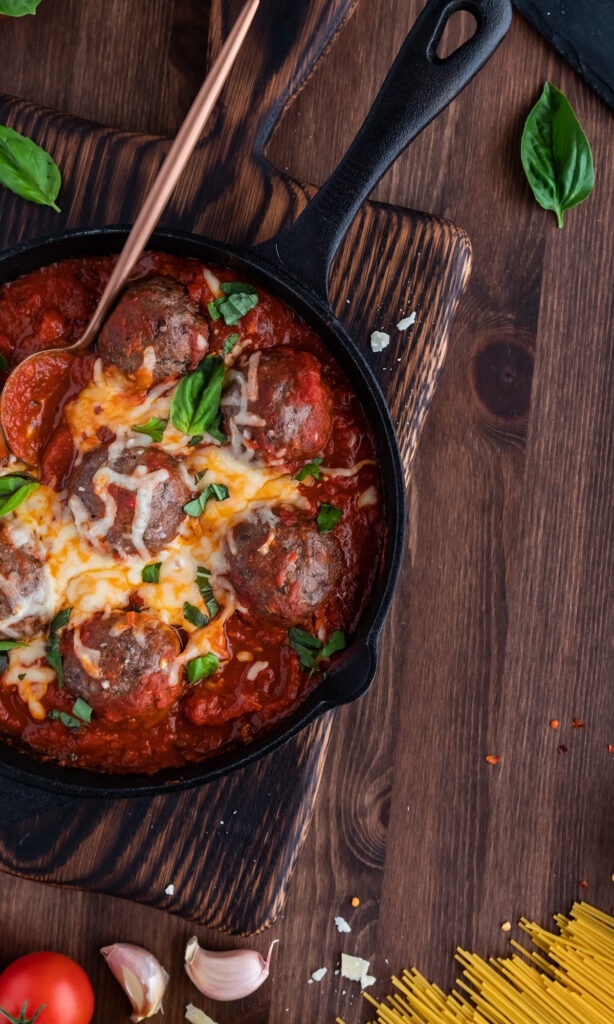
0 0 511 797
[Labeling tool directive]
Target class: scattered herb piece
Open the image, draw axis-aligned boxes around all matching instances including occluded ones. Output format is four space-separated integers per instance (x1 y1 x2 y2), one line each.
183 482 229 517
320 630 347 659
223 332 240 355
45 607 72 686
0 123 61 210
187 652 220 684
48 709 80 730
207 282 258 326
317 503 342 533
132 417 167 443
194 470 207 484
287 627 346 672
0 473 39 517
72 697 92 723
196 566 220 621
141 562 161 584
521 81 594 228
0 1 43 14
295 458 323 482
183 601 208 629
188 435 203 447
0 354 8 371
17 672 25 681
170 355 225 436
0 639 28 651
207 413 227 445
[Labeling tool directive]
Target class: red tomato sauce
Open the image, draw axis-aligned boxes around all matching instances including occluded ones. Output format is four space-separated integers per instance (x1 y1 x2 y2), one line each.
0 253 384 773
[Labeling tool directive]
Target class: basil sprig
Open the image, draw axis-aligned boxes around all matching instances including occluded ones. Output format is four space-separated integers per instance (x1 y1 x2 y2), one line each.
45 607 72 686
170 355 225 436
0 473 39 517
133 417 167 443
196 566 220 621
288 627 346 671
521 82 594 228
0 124 61 211
187 652 220 684
207 282 258 327
0 1 43 14
317 503 342 533
184 482 229 517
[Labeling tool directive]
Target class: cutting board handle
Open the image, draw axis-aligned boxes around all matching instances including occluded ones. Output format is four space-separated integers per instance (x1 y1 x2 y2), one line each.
255 0 511 302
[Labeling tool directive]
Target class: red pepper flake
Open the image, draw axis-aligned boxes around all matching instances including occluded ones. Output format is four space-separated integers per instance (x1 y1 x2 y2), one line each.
572 719 585 729
579 880 588 889
485 755 500 765
609 745 614 754
558 744 568 754
351 897 360 908
550 719 559 730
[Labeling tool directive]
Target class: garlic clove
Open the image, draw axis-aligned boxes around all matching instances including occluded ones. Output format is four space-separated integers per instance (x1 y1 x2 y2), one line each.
184 936 278 1002
185 1005 219 1024
101 942 169 1021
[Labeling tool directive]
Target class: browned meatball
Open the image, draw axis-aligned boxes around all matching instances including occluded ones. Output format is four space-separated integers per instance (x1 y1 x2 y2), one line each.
98 275 209 383
61 610 183 723
225 506 344 623
0 526 53 638
68 443 192 560
221 348 333 465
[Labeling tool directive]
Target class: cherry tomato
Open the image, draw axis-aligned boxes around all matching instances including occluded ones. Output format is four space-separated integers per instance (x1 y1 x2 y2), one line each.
0 952 94 1024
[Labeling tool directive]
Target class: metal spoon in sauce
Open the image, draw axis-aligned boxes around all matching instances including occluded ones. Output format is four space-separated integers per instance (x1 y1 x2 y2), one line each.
0 0 259 465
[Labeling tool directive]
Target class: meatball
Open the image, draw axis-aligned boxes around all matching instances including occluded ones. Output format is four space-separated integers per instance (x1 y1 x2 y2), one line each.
68 443 192 560
0 525 53 638
98 275 209 383
225 506 344 622
221 348 333 464
61 610 183 723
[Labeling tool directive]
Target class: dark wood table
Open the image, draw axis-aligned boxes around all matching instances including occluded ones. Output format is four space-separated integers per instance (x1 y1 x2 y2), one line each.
0 2 612 1022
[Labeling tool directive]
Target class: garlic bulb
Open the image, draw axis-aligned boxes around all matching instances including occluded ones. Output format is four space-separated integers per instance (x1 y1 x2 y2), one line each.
100 942 169 1021
184 936 278 1001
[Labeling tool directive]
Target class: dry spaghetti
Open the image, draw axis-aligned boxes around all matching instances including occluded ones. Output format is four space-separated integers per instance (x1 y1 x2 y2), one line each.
337 902 614 1024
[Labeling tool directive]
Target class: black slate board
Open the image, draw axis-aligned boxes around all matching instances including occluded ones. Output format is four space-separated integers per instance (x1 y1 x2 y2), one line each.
514 0 614 110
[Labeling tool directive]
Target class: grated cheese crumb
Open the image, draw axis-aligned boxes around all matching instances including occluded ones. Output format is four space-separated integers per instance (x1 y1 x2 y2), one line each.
396 311 417 330
311 967 327 982
362 973 376 989
335 916 352 933
341 953 371 982
370 331 390 352
185 1005 218 1024
165 883 175 895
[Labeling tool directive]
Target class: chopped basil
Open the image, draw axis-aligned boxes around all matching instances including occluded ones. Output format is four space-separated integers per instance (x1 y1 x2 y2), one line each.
187 652 220 684
48 709 81 730
188 435 203 447
317 503 342 533
45 606 72 686
0 123 61 211
170 355 225 436
0 473 39 517
288 627 347 671
141 562 161 584
183 601 208 629
17 673 25 680
0 354 8 371
0 639 28 651
72 697 92 723
184 482 229 517
295 457 323 482
194 469 207 484
223 332 240 354
207 283 258 326
196 566 220 620
132 417 167 443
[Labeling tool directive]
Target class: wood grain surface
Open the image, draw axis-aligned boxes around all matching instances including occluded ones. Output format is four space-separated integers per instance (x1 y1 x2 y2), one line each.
0 1 612 1023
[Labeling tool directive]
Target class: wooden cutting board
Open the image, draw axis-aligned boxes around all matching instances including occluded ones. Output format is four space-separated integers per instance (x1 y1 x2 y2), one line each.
0 0 471 935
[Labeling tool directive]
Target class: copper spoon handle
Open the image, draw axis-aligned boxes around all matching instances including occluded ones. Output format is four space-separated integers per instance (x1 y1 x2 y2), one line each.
76 0 259 351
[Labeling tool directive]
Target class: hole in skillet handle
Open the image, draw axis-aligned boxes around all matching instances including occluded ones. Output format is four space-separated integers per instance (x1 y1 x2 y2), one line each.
436 9 478 58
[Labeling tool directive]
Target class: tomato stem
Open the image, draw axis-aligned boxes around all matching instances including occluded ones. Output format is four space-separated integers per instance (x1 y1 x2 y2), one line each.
0 1001 46 1024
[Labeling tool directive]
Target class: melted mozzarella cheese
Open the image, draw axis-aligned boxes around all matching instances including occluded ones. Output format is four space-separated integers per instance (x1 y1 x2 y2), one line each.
6 638 56 719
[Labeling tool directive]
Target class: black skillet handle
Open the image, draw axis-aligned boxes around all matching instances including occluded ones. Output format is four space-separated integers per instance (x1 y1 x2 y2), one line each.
255 0 511 303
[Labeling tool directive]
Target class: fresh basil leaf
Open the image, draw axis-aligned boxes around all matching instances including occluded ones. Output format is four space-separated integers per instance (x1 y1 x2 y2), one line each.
294 457 323 482
320 630 347 659
183 482 229 517
0 1 43 14
141 562 161 584
521 82 594 228
170 355 225 436
317 503 342 533
207 413 227 444
0 124 61 211
45 606 72 686
72 697 92 723
223 332 239 354
48 709 81 730
0 354 9 371
0 639 27 651
132 417 167 443
196 566 220 620
187 652 220 684
208 283 258 327
288 626 322 670
0 474 39 516
183 601 208 629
